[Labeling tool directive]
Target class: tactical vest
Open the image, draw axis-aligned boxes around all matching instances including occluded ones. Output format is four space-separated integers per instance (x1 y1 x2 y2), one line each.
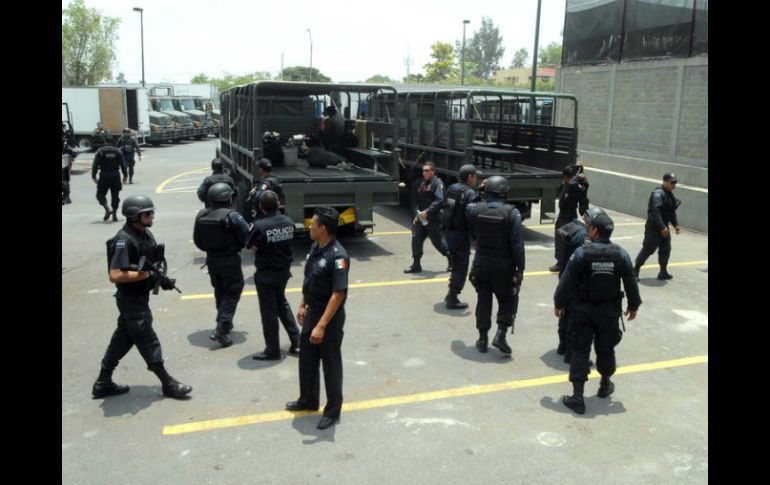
556 221 586 267
417 179 437 211
578 242 624 304
443 183 470 231
106 226 156 294
475 202 513 259
97 147 123 172
117 137 135 154
196 208 239 254
651 187 681 225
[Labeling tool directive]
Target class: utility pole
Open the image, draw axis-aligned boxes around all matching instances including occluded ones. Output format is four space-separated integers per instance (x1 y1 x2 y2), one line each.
461 20 470 86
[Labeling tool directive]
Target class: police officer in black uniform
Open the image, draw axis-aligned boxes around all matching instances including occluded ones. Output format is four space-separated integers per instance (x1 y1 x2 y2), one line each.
404 161 451 273
550 163 589 272
245 190 300 360
466 175 525 355
193 183 250 347
245 158 285 222
554 206 607 361
554 211 641 414
115 128 142 184
285 207 350 430
443 164 482 309
91 144 128 222
634 172 682 281
62 124 77 205
197 157 236 207
92 195 192 400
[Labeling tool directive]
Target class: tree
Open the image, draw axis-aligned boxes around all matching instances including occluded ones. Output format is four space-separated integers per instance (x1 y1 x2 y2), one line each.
62 0 120 86
115 72 127 84
424 42 457 82
190 73 210 84
403 73 425 83
191 72 271 91
462 17 505 79
365 74 397 84
281 66 331 82
510 48 529 68
539 42 563 66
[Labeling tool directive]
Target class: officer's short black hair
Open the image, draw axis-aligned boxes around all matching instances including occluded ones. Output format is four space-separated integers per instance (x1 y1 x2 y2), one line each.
315 206 339 235
258 158 272 172
458 164 480 182
589 213 614 238
259 190 279 212
211 157 224 172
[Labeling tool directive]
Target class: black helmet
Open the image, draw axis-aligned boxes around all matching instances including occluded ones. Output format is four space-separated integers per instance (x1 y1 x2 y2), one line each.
582 207 607 227
208 183 234 204
122 195 155 218
484 175 510 196
458 164 480 182
122 128 132 134
211 157 224 172
257 158 272 171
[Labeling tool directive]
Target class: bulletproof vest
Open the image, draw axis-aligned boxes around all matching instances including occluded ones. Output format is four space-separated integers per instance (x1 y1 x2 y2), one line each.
97 147 123 172
556 221 586 267
475 202 513 259
578 243 624 304
253 214 295 272
260 176 284 201
196 208 239 254
651 188 680 224
558 179 581 216
106 226 157 294
417 179 438 211
117 137 135 154
443 183 470 231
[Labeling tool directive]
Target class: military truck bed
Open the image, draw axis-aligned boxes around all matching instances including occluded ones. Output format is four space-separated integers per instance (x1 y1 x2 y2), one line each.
268 146 397 183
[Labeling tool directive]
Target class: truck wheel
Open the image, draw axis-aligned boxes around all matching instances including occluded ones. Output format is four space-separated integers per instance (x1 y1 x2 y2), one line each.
78 138 92 150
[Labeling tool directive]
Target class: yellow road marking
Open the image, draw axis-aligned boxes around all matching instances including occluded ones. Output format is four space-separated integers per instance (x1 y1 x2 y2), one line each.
372 222 646 235
155 167 210 194
162 354 707 436
179 260 708 301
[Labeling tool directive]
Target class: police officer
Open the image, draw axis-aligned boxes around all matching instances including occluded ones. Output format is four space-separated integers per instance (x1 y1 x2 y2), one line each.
245 158 284 222
466 175 525 355
245 190 300 360
92 144 128 222
550 163 589 272
443 164 482 309
197 157 235 207
193 183 250 347
285 207 350 430
62 124 77 205
634 172 682 281
554 211 641 414
92 195 192 400
554 206 608 361
115 128 142 184
404 161 451 273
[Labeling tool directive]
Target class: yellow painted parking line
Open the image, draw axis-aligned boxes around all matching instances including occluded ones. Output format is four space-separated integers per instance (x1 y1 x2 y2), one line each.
155 167 210 194
179 260 708 301
372 222 646 235
162 354 707 436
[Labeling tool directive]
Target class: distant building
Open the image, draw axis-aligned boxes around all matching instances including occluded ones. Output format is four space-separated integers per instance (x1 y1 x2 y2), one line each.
493 67 556 86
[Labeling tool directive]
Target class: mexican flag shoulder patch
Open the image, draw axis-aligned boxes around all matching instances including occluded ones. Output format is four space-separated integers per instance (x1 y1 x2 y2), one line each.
334 259 347 270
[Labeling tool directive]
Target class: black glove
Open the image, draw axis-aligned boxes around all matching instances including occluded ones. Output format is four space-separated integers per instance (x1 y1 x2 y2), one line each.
146 271 160 286
159 275 176 291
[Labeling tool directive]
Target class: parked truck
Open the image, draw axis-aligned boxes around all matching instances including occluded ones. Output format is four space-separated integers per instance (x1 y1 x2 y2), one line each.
217 81 401 234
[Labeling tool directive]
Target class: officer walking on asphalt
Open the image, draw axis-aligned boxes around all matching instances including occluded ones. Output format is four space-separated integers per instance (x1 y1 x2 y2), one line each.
634 172 682 281
92 144 128 222
404 161 451 274
115 128 142 184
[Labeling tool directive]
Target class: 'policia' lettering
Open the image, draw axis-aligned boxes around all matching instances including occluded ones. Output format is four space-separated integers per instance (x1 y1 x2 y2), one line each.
266 226 294 243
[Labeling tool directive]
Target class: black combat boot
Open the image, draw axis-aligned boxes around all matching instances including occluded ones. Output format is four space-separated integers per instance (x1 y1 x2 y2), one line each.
657 269 673 280
209 331 232 347
476 331 488 353
549 263 561 272
101 203 112 221
597 376 615 398
491 326 512 354
288 338 300 355
556 342 567 355
111 210 118 222
445 291 468 310
92 367 129 398
403 258 422 274
153 366 192 399
562 381 585 414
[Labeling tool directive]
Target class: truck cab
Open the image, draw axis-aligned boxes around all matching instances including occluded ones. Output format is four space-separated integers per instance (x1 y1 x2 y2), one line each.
173 96 209 139
148 95 195 142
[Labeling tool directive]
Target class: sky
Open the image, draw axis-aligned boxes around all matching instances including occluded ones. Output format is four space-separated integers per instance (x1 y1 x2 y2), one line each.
62 0 566 84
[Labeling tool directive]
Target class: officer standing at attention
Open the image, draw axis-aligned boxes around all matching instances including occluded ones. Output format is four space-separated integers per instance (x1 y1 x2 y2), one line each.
245 158 285 222
92 143 128 222
197 158 236 207
115 128 142 184
193 183 250 348
554 211 641 414
550 163 589 272
634 172 682 281
245 190 300 360
404 161 451 274
466 175 525 356
442 164 482 309
92 195 192 400
285 207 350 430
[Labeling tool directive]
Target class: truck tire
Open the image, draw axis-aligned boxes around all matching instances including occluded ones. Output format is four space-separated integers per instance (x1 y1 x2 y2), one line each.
77 137 92 150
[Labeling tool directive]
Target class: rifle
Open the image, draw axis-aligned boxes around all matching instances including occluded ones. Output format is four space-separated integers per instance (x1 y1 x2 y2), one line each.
138 243 182 294
511 273 522 335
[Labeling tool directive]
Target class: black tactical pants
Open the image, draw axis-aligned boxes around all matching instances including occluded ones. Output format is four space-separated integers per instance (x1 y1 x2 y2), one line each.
124 154 136 180
635 222 672 271
96 171 122 211
446 230 470 294
470 259 515 333
101 293 164 372
554 212 574 261
255 270 299 354
207 254 244 335
411 219 448 260
568 304 622 383
298 307 345 419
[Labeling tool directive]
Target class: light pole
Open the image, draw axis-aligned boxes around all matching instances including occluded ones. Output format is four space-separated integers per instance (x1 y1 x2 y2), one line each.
529 0 542 121
307 29 313 82
133 7 145 87
461 19 470 86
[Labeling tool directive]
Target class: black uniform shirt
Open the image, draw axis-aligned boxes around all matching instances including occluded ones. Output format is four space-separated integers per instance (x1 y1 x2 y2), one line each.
302 238 350 309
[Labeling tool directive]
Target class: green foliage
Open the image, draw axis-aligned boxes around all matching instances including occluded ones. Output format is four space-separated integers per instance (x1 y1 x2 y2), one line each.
463 17 505 79
538 42 562 66
510 48 529 68
403 73 425 83
190 73 210 84
61 0 120 86
115 72 127 84
424 42 457 82
280 66 331 82
365 74 397 84
190 72 272 91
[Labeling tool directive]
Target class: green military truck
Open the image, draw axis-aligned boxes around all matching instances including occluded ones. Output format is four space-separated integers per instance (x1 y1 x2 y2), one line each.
217 81 401 234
